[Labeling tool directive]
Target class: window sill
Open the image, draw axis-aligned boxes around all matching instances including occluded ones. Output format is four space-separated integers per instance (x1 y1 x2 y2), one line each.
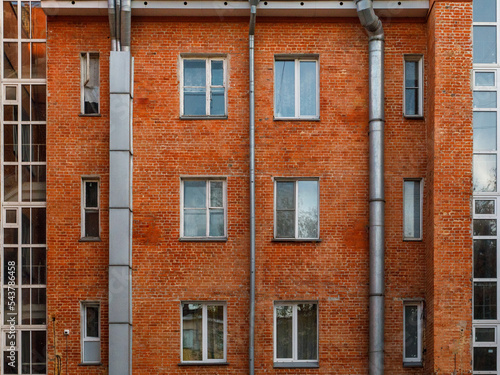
272 238 322 243
79 237 102 242
274 117 320 122
403 361 423 368
79 113 102 117
180 115 228 120
179 237 228 242
403 237 423 242
274 362 319 368
178 362 229 366
78 363 102 366
403 114 424 119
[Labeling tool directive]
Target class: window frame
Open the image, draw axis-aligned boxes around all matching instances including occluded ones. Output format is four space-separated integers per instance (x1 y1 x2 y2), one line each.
180 301 227 364
180 56 227 118
273 178 320 240
80 52 100 115
274 56 319 120
81 302 101 365
403 55 424 118
273 301 319 366
403 178 423 241
180 178 227 240
81 177 100 240
403 301 423 366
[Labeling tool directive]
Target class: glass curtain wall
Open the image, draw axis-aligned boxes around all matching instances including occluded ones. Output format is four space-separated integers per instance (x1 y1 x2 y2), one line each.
1 2 47 374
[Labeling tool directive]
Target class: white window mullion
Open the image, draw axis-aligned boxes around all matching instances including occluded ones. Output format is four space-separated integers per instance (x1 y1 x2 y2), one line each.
202 304 208 361
294 181 298 238
206 182 211 237
206 60 211 116
292 305 298 361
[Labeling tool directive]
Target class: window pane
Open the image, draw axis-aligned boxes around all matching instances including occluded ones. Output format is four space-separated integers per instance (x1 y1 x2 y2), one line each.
4 165 18 202
31 2 47 39
31 288 45 325
474 219 497 236
183 304 202 361
404 305 419 359
22 85 30 121
4 350 18 374
474 282 497 319
474 154 497 192
22 288 30 324
476 327 496 342
474 239 497 278
32 43 46 79
210 181 223 208
184 181 206 208
4 105 18 121
4 42 18 79
21 2 29 38
184 210 206 237
31 330 46 373
207 305 224 360
184 60 206 87
276 181 294 210
276 211 295 238
32 248 46 285
474 26 497 64
21 331 29 373
184 88 206 116
474 0 496 22
476 200 495 214
299 61 316 117
5 86 16 101
21 42 30 79
83 341 100 363
31 85 46 121
32 124 46 162
22 248 30 285
86 306 99 338
297 304 317 360
210 87 225 116
404 180 421 238
276 305 292 359
209 210 224 237
4 248 17 284
405 61 418 87
474 91 497 108
85 211 99 238
3 2 18 39
275 61 295 117
85 182 98 208
4 125 18 162
298 181 318 238
474 347 497 371
405 88 418 115
211 60 223 86
474 112 497 151
30 208 46 244
476 72 496 86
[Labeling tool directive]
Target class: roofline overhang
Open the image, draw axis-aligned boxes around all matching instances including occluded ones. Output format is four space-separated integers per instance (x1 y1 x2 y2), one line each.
42 0 429 18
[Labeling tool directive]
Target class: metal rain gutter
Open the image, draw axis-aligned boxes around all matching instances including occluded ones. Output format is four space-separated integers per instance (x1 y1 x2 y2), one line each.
249 1 257 374
353 0 385 374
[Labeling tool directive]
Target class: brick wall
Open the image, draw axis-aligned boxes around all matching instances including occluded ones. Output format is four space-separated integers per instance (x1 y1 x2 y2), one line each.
46 12 469 374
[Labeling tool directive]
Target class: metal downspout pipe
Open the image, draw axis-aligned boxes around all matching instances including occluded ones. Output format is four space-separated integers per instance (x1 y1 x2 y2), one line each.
108 0 117 51
249 2 257 374
354 1 385 374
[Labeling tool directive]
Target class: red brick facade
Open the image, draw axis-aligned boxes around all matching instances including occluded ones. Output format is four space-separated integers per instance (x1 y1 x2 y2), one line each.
45 7 472 374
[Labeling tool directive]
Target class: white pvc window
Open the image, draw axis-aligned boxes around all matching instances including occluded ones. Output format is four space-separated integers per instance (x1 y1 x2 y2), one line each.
181 302 226 363
274 58 319 119
403 302 423 364
81 302 100 364
274 179 319 239
274 302 318 364
181 58 226 117
403 55 423 117
181 179 226 238
81 178 99 239
80 52 99 115
403 179 423 240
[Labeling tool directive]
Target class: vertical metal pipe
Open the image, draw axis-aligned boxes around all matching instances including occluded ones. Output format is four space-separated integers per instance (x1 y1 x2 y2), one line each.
108 0 117 51
248 3 257 375
120 0 131 51
354 1 385 374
